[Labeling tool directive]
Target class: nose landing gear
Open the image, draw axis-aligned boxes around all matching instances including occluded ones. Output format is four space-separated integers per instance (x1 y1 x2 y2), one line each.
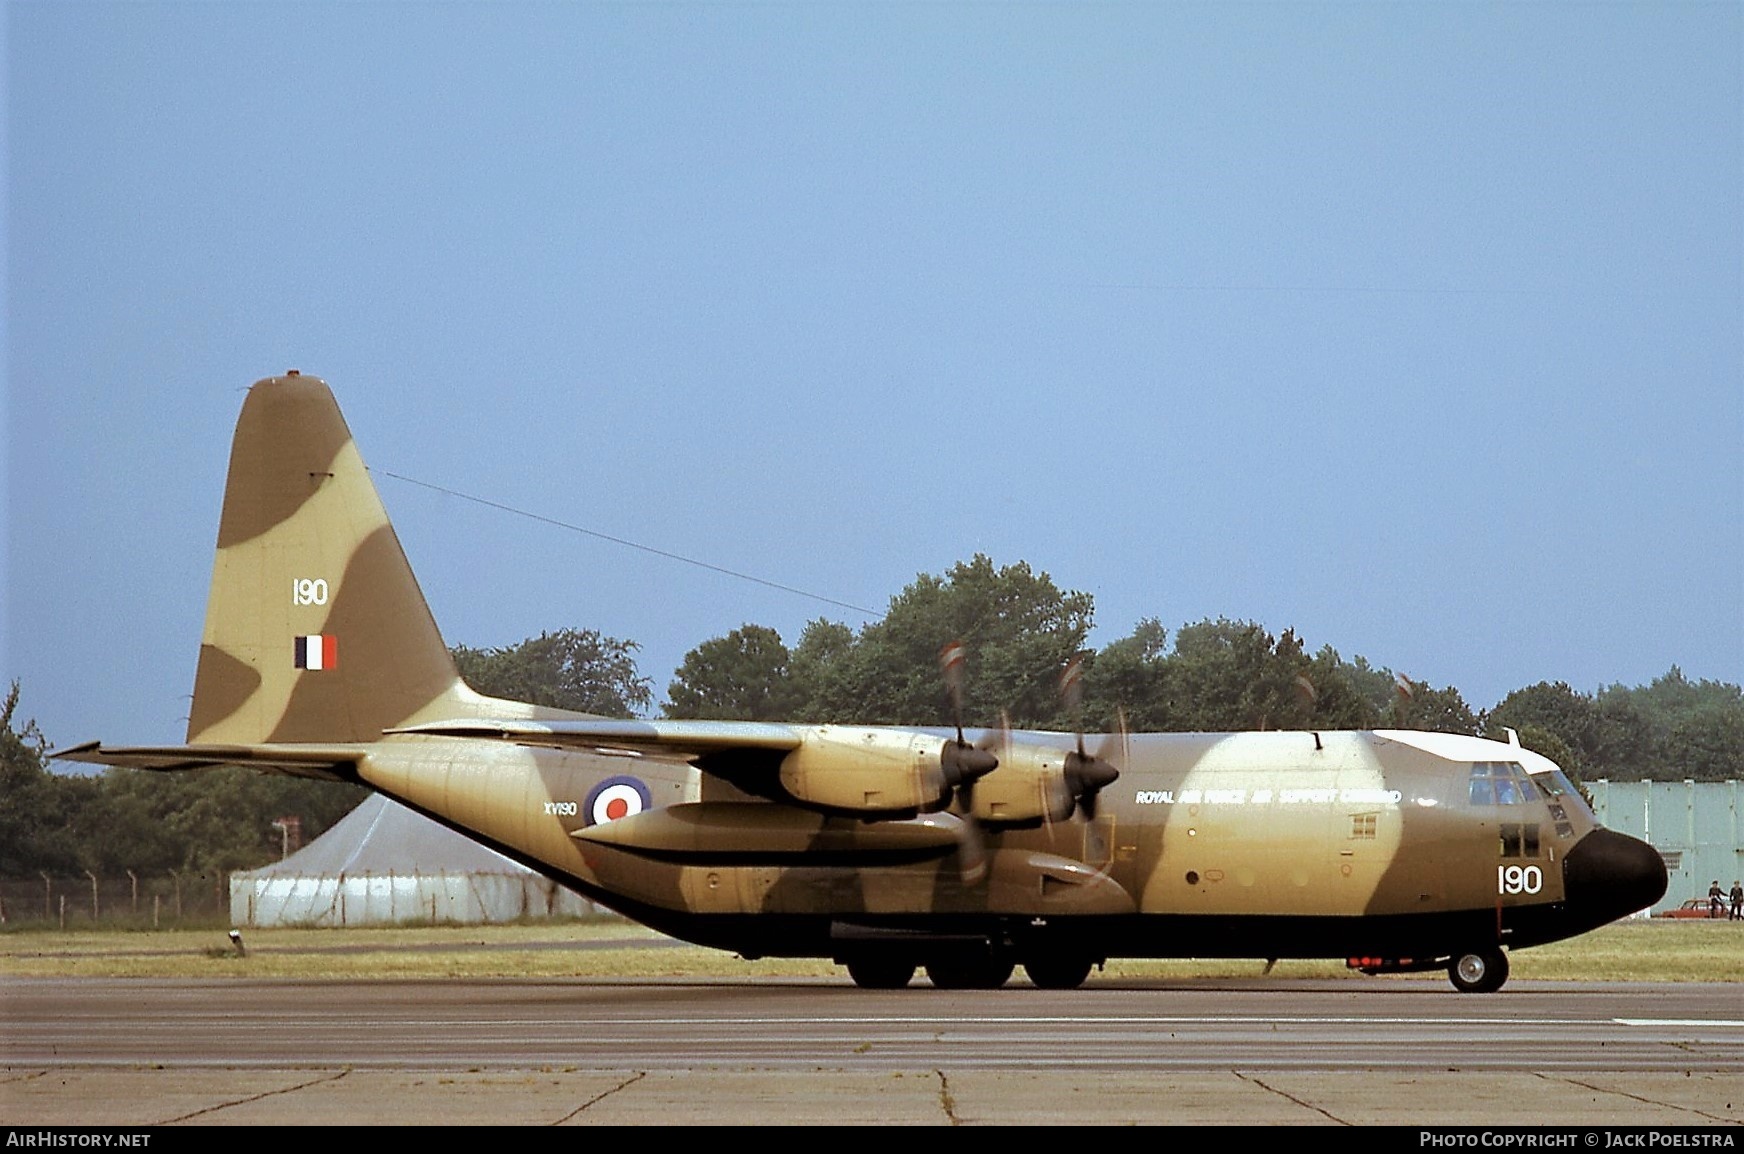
1448 946 1509 993
1349 946 1511 992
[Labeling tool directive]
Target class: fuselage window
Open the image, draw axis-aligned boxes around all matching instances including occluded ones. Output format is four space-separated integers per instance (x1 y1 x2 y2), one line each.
1350 813 1377 840
1498 822 1542 859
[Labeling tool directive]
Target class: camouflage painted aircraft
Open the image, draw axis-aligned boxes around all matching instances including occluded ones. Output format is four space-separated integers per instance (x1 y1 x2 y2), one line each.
58 374 1668 992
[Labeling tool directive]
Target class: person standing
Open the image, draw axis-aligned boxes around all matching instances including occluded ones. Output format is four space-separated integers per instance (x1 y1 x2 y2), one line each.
1729 881 1742 922
1709 880 1725 919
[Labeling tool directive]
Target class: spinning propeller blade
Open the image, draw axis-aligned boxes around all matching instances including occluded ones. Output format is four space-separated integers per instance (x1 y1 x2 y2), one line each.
939 640 996 881
938 640 998 790
1060 652 1119 817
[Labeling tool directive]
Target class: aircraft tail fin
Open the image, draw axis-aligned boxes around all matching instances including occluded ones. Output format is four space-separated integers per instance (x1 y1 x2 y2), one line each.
186 373 468 744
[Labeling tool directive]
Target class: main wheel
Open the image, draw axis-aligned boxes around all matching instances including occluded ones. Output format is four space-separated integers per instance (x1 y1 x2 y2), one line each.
926 957 1015 989
1448 947 1509 993
1023 956 1094 990
846 957 915 989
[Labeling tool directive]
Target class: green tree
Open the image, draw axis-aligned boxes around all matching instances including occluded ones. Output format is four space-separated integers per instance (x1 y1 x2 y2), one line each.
1506 723 1586 789
1081 627 1386 735
0 682 98 874
1665 708 1744 781
1301 645 1384 731
1386 678 1479 734
1330 653 1400 720
93 766 367 873
453 628 652 717
2 680 368 875
665 625 799 720
1486 681 1602 769
1082 618 1172 731
783 619 859 723
1157 619 1320 731
1594 668 1743 782
1617 666 1741 718
803 555 1095 729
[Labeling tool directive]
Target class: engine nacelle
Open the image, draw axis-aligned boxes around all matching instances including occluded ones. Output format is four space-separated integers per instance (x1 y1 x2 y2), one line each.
969 742 1076 825
778 726 956 815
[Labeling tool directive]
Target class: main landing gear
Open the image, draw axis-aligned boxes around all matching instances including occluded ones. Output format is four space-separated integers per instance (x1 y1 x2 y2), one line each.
1022 955 1095 990
844 957 918 989
925 956 1015 990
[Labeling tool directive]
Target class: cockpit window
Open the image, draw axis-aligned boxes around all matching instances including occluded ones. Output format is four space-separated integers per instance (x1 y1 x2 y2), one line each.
1529 766 1594 834
1533 768 1583 802
1469 762 1536 807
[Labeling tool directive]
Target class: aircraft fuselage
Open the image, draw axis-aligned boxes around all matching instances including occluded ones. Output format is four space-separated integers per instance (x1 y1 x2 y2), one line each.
354 724 1661 975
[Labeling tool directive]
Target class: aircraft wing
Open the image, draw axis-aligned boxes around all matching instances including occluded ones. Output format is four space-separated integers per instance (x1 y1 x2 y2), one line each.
387 718 980 816
51 740 363 780
383 718 804 759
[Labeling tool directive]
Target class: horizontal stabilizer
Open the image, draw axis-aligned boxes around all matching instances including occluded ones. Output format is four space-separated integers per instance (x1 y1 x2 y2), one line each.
51 740 362 780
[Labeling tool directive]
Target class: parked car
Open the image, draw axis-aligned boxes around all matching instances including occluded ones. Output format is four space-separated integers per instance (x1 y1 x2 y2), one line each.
1654 898 1727 919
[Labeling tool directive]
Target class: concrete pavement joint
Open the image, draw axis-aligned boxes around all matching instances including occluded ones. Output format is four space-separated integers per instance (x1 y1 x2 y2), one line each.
553 1070 645 1125
1238 1069 1351 1125
1542 1071 1737 1125
156 1068 352 1125
937 1070 960 1126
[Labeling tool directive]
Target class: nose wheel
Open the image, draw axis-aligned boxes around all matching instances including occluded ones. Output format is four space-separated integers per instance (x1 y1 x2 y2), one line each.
1449 946 1509 993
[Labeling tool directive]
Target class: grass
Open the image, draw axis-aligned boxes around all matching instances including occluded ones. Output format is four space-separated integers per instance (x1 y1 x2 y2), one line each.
1 917 1738 982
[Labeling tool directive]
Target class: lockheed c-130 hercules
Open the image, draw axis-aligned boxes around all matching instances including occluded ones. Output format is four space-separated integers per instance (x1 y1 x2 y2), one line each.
57 373 1668 993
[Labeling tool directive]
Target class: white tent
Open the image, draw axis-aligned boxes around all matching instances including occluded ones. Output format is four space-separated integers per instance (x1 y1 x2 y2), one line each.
230 794 598 926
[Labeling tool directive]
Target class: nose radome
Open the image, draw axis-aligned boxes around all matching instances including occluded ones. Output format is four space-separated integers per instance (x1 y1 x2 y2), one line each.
1563 828 1668 928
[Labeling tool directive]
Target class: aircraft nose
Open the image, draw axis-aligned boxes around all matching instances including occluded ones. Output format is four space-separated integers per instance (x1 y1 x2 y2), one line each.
1562 828 1668 928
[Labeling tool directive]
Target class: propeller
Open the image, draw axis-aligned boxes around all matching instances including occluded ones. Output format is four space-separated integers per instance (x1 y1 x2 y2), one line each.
1059 653 1120 818
939 641 996 883
938 641 998 796
950 807 987 886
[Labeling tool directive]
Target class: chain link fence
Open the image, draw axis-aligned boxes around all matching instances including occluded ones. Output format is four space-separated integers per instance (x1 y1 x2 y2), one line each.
0 873 232 929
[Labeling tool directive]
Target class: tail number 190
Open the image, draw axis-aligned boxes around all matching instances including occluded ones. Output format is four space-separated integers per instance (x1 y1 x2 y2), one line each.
293 578 329 606
1498 864 1543 895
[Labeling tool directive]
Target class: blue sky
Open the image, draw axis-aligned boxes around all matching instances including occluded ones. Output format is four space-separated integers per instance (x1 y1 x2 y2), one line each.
6 2 1741 748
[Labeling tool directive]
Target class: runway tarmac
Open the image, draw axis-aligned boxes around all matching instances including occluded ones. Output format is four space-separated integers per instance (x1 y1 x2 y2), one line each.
3 976 1741 1126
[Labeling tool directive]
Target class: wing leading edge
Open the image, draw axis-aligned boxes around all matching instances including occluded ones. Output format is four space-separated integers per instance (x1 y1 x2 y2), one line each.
383 717 804 759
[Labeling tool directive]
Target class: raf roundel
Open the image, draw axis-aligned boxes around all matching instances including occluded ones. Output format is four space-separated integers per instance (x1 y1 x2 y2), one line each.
585 775 653 826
